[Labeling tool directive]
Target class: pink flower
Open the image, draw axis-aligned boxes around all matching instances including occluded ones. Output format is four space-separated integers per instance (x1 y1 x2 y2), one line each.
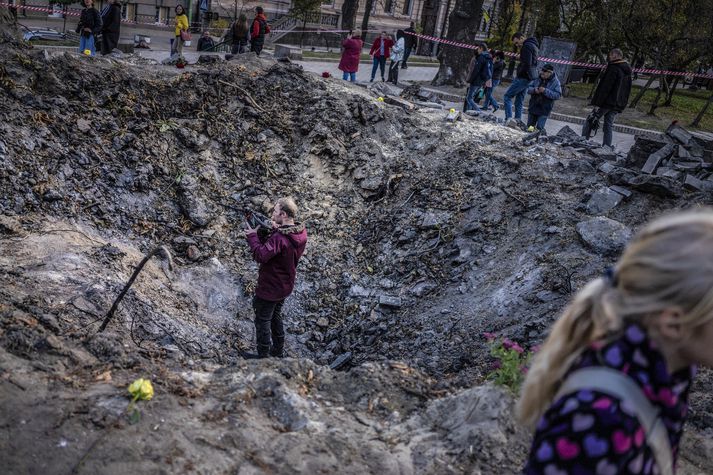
510 343 525 354
530 344 542 353
520 366 529 375
502 338 514 349
491 360 502 370
483 332 497 341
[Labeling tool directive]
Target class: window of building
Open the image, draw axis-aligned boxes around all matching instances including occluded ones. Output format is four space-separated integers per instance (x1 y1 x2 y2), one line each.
121 3 136 22
155 6 170 24
384 0 395 14
402 0 413 15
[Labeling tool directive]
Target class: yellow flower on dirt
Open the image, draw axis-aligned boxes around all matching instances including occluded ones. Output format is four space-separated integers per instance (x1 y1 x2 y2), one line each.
377 97 384 102
128 378 154 401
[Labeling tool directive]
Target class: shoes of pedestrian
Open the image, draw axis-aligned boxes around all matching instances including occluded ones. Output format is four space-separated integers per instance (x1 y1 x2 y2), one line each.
370 78 374 82
492 106 499 113
241 351 269 359
381 77 385 82
401 64 408 69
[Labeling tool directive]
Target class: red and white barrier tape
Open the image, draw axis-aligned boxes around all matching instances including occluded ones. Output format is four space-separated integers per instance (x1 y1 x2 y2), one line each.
404 31 713 80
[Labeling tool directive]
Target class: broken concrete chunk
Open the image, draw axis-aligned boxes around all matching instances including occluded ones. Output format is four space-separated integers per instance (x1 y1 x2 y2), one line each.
598 162 617 174
667 123 693 145
378 295 402 307
641 144 675 174
383 95 415 111
678 145 690 158
329 352 352 370
673 160 701 172
576 217 632 256
585 187 623 215
609 185 632 198
555 125 581 141
684 174 713 192
445 109 460 122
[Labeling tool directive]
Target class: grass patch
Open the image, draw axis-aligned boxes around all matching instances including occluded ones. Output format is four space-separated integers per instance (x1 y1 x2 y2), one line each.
566 82 713 131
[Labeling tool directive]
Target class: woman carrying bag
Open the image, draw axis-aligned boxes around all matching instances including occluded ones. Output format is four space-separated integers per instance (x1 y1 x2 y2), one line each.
173 5 190 56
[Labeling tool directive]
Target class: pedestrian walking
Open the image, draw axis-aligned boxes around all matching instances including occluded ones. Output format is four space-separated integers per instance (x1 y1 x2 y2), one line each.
244 198 308 359
76 0 102 56
172 5 189 56
229 13 250 54
582 48 633 148
401 21 417 69
503 32 539 123
526 63 561 131
483 50 505 112
464 42 492 113
387 30 405 85
519 209 713 475
369 32 393 82
338 30 363 83
99 0 121 55
250 6 271 56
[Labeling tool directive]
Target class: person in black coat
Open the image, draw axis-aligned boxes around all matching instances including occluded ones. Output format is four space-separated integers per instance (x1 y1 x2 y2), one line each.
100 0 121 55
76 0 102 56
503 32 539 122
401 21 417 69
582 48 633 148
197 31 215 51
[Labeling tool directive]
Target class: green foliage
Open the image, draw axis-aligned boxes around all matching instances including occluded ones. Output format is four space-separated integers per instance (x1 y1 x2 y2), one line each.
485 334 534 393
289 0 322 22
489 0 521 50
533 0 561 39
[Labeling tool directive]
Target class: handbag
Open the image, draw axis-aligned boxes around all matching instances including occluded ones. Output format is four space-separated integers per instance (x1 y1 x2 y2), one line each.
180 30 192 41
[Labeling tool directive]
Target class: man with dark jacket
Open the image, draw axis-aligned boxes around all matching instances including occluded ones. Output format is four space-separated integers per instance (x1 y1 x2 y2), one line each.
197 31 215 51
245 197 308 358
503 32 539 123
464 42 492 112
250 6 270 56
526 63 562 130
100 0 121 55
582 48 633 148
401 21 417 69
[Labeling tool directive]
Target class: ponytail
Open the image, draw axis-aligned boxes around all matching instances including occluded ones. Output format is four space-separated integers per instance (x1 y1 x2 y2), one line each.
517 277 622 427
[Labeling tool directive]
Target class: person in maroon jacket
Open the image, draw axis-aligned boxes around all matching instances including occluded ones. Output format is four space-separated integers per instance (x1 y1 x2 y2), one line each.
245 197 308 358
339 30 363 83
369 31 394 82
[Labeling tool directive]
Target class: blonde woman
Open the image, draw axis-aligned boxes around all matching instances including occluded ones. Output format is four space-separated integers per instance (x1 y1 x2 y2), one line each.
173 5 189 56
519 210 713 474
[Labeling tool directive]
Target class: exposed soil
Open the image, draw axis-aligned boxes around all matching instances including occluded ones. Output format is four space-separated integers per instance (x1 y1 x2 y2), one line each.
1 41 713 474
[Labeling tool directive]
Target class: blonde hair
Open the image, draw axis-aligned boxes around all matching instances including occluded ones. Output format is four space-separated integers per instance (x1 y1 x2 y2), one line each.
277 197 298 219
518 209 713 427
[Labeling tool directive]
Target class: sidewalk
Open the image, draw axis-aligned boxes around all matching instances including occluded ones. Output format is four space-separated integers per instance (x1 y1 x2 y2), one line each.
295 60 642 152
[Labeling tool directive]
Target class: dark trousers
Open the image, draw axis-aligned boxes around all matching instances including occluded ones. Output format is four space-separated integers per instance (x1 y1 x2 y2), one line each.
527 112 549 130
401 47 412 67
582 108 618 147
253 296 285 357
371 55 386 81
251 39 264 56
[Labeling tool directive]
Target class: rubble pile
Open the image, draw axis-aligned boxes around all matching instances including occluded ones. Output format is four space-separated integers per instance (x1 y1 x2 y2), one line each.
2 42 713 473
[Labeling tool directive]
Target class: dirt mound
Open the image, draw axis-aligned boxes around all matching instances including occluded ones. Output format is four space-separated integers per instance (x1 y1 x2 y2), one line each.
2 44 713 473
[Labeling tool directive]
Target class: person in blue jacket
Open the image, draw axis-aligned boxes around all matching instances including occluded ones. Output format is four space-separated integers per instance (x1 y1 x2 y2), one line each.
526 63 561 131
464 42 492 112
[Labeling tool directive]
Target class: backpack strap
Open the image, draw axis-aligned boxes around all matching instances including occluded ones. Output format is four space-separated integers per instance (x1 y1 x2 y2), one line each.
556 367 673 475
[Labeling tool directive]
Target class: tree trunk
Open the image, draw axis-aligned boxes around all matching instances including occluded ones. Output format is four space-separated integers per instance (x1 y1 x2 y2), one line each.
629 75 656 108
432 0 485 87
341 0 359 32
418 0 439 56
691 91 713 128
361 0 374 34
663 76 679 106
647 75 668 116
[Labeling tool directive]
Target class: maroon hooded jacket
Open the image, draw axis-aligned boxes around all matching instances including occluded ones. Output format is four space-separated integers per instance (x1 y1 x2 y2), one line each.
246 223 307 301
